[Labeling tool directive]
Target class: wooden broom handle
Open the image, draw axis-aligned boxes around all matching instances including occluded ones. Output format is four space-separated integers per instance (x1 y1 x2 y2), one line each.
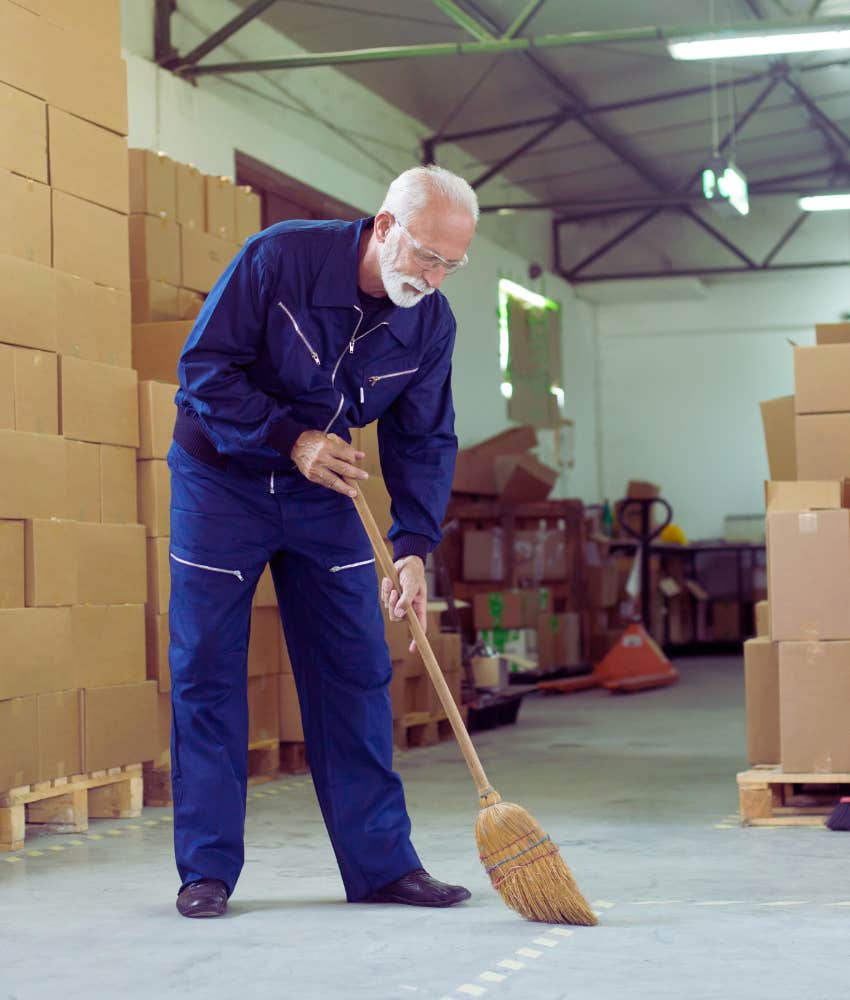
350 484 494 799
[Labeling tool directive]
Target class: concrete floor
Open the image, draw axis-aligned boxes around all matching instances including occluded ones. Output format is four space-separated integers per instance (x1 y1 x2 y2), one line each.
1 655 846 1000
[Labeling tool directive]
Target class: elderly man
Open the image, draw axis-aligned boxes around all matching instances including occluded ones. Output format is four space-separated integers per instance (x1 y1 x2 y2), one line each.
168 165 479 918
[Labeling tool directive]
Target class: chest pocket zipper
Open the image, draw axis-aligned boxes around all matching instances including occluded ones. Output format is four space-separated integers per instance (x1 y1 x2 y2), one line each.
170 552 244 582
277 301 320 365
367 367 419 387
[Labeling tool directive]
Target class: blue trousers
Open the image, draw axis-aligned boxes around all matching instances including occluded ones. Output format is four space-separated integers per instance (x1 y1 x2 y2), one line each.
167 442 420 900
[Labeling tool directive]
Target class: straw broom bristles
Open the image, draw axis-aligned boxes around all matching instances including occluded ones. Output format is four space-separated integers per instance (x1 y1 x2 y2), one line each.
475 791 597 926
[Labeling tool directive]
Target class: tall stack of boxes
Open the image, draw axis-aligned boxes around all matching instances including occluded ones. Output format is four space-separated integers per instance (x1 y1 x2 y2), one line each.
128 149 260 324
0 0 158 796
747 321 850 773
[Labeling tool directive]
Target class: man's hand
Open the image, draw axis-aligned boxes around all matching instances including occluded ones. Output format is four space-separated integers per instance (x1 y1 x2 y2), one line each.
291 431 368 498
382 555 427 653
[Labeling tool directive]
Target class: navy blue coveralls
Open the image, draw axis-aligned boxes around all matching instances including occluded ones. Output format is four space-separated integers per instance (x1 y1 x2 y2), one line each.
168 217 458 901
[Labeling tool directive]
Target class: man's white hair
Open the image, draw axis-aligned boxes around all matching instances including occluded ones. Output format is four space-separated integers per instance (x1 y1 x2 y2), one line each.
380 164 479 228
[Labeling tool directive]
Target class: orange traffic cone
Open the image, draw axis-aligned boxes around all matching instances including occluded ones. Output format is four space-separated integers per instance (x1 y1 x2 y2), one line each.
539 623 678 695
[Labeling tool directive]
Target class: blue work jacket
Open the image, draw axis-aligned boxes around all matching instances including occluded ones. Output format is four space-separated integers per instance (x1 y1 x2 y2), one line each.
175 217 459 561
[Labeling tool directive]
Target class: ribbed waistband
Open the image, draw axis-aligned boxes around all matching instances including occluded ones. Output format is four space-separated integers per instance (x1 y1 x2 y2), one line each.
173 408 232 471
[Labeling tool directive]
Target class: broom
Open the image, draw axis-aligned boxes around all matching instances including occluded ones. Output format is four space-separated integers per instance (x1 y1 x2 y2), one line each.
350 484 597 926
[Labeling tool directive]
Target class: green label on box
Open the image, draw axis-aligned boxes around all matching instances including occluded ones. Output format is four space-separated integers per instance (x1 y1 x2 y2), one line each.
487 592 504 626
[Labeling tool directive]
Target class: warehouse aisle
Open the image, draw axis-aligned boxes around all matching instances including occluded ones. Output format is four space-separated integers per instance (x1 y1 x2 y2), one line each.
1 656 845 1000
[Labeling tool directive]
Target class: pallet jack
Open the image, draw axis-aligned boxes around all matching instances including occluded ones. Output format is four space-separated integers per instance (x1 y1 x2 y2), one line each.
539 495 680 695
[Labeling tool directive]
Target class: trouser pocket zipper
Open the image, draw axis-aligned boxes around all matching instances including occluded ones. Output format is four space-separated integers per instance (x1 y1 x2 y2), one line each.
170 552 245 582
329 558 375 573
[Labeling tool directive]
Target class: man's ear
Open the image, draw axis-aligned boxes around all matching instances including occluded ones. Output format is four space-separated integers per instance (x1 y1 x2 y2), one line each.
374 210 394 244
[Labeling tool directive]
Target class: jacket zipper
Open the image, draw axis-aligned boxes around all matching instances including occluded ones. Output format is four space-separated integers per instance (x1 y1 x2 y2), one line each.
270 472 275 495
277 301 320 365
323 309 388 434
170 552 244 582
367 367 419 387
329 558 376 573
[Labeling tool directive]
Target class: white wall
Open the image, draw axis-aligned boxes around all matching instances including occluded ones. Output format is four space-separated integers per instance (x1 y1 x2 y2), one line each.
594 268 850 540
120 0 600 502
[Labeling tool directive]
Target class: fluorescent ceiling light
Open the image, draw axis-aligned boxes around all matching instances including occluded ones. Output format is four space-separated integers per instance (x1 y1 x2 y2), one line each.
500 381 513 399
669 29 850 60
799 193 850 211
498 278 554 311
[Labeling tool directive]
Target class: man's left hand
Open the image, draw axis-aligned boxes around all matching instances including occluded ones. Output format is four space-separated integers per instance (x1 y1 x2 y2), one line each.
382 555 427 653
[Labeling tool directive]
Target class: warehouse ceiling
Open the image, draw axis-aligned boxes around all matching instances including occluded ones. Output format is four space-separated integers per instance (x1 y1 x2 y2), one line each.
157 0 850 282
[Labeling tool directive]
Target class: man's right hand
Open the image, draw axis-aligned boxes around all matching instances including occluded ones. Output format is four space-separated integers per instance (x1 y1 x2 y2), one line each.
291 431 368 498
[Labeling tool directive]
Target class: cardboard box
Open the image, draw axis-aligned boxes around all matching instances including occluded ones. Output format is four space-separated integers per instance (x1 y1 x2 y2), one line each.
83 680 158 771
755 600 769 638
100 444 137 523
138 380 176 459
760 396 797 481
382 602 411 660
0 0 46 97
711 600 740 641
180 227 237 294
537 612 582 669
587 562 619 608
0 430 67 518
431 631 462 675
52 189 129 290
0 169 50 265
178 287 205 320
0 606 71 699
765 479 848 513
403 672 439 715
520 587 553 626
25 518 77 606
358 475 393 539
514 528 568 581
44 21 127 135
254 564 278 607
794 345 850 415
76 523 147 605
137 459 169 537
55 271 131 367
132 320 192 383
65 439 100 522
767 509 850 640
0 254 57 352
150 690 171 766
452 425 538 495
129 213 181 286
205 175 236 241
0 695 38 790
248 674 280 744
176 163 205 229
131 281 180 324
278 673 303 742
248 607 281 677
796 413 850 480
389 663 405 718
129 149 176 219
493 453 557 503
60 357 138 447
12 347 57 435
0 519 24 608
48 107 128 214
146 536 170 614
462 529 503 582
743 638 780 766
477 626 536 672
72 604 145 689
474 591 524 630
145 612 170 693
37 689 82 781
40 0 122 51
235 186 261 244
0 79 46 181
815 322 850 345
471 655 507 689
779 641 850 773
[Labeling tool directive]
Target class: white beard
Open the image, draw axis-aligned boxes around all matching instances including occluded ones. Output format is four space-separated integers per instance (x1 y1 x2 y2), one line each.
379 227 436 308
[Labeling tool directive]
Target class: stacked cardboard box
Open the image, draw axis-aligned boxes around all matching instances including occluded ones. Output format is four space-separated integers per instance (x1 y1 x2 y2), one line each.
129 149 259 324
0 0 160 792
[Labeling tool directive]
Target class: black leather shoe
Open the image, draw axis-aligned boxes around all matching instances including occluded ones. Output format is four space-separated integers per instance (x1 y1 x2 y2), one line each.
364 868 471 908
176 878 229 918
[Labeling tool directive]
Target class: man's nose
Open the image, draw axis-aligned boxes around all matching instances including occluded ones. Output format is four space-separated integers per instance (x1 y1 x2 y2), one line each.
423 265 447 289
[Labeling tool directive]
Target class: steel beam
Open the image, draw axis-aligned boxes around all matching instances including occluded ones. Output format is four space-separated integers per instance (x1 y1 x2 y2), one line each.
809 0 825 13
172 0 280 73
154 0 178 68
743 0 765 19
182 16 850 75
566 209 662 279
782 74 850 150
564 259 850 283
681 208 757 268
431 0 494 41
504 0 546 39
471 115 570 190
762 212 809 267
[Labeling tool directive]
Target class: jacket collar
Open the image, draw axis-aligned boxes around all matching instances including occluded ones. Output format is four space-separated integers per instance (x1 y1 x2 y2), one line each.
310 216 421 347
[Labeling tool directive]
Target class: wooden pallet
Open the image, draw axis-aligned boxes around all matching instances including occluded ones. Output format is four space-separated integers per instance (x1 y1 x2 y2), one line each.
143 740 282 807
280 742 309 774
0 764 143 852
393 708 466 750
737 766 850 826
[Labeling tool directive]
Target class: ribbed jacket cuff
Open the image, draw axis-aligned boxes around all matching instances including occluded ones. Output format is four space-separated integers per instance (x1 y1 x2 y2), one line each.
267 418 311 460
392 533 432 563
